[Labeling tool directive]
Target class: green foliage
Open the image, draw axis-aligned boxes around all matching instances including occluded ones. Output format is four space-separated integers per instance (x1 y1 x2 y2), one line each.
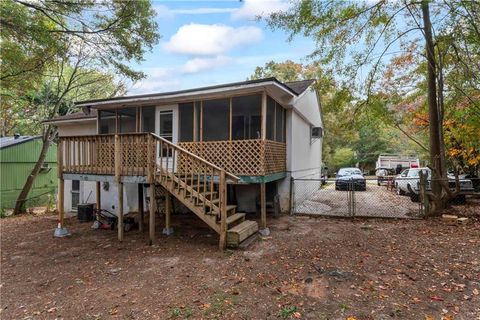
278 305 298 318
1 0 159 86
332 148 356 171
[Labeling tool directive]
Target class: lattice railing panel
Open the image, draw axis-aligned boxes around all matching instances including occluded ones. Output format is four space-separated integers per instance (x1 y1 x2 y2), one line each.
179 140 286 176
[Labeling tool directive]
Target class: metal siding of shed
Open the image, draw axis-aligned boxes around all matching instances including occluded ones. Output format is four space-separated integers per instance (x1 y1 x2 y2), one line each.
0 140 57 209
0 139 57 163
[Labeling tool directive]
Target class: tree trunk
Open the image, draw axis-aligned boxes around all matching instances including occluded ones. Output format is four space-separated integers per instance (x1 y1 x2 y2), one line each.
421 1 445 215
13 127 54 214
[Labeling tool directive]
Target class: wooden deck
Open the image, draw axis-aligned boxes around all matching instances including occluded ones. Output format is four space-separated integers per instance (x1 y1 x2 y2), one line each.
58 134 286 178
57 133 285 249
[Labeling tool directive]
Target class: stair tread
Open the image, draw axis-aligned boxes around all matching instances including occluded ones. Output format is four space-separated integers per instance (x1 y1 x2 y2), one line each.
226 212 245 225
227 220 257 233
226 205 236 212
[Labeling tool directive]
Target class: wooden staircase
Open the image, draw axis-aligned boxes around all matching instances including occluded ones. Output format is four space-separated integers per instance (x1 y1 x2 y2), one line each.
149 134 258 248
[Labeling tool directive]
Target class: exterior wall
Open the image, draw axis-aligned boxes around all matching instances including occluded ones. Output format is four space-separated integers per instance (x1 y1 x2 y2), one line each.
277 88 323 212
57 121 97 137
0 139 57 209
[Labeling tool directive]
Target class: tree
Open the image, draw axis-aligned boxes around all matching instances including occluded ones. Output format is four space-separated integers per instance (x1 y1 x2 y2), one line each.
267 0 480 214
1 0 160 214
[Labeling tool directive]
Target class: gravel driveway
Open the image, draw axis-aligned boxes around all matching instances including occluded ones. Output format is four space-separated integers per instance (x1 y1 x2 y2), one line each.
294 180 420 218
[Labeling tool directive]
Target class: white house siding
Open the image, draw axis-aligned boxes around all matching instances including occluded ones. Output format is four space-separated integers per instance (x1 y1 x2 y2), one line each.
277 88 323 212
57 121 97 137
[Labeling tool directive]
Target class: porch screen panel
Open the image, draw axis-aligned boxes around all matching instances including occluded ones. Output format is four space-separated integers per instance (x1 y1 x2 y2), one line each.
141 106 155 132
202 98 229 141
118 108 137 133
179 102 194 142
266 97 275 140
232 94 261 140
275 103 285 142
99 110 116 134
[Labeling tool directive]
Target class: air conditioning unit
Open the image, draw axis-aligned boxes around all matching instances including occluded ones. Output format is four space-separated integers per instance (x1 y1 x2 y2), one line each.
311 127 323 139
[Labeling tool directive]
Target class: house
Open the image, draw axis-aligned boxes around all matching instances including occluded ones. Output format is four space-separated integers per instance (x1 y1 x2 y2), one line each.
46 77 323 248
0 135 57 210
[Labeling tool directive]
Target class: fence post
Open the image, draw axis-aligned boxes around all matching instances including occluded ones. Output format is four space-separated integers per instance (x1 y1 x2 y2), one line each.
351 179 356 217
419 171 429 217
289 176 295 215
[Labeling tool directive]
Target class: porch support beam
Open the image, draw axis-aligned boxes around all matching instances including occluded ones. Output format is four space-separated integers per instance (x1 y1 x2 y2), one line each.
117 182 124 242
261 91 267 140
259 182 270 236
95 181 102 218
138 183 144 232
149 183 156 245
58 178 65 227
162 191 174 235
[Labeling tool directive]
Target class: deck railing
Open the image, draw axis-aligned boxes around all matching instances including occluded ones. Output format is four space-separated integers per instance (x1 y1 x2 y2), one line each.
178 139 286 176
58 134 286 177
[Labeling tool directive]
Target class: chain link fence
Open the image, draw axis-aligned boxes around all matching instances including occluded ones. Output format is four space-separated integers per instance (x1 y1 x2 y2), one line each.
292 175 480 218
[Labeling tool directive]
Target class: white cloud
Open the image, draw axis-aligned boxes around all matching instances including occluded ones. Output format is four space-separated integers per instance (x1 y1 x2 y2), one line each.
163 23 263 56
182 56 232 74
231 0 291 20
153 4 175 19
129 67 180 94
171 8 236 15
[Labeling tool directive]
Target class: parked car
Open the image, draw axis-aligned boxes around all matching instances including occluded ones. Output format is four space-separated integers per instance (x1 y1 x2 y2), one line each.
395 168 474 202
335 168 366 191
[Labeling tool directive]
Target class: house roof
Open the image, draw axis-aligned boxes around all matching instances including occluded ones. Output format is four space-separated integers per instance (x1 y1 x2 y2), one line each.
0 136 41 149
44 109 97 124
74 77 315 108
284 79 316 95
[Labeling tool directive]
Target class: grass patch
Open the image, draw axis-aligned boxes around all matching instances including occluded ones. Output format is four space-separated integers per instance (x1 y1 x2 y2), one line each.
279 305 298 318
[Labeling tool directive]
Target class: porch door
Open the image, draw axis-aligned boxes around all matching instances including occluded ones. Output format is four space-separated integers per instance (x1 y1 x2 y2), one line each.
158 110 174 171
71 180 80 210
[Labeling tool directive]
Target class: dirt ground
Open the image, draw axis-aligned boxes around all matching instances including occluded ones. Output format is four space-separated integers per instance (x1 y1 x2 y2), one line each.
294 180 419 218
1 202 480 320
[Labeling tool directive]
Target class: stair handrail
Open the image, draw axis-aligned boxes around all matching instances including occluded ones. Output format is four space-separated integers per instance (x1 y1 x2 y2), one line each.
149 133 240 182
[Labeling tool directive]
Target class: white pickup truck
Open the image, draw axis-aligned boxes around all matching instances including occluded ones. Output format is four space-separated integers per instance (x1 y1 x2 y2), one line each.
395 167 474 202
376 154 420 185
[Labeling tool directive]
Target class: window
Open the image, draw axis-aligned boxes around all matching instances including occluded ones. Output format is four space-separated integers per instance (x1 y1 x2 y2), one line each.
232 94 261 140
141 106 155 132
159 110 173 157
71 180 80 210
202 98 229 141
179 102 194 142
159 110 173 141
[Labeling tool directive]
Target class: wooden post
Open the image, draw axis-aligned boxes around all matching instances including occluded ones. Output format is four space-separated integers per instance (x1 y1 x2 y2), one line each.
138 183 144 232
259 182 270 236
261 91 267 140
163 191 174 235
114 134 121 180
57 140 65 226
117 182 124 242
147 134 154 183
58 178 65 227
149 183 156 245
219 170 227 250
96 181 101 219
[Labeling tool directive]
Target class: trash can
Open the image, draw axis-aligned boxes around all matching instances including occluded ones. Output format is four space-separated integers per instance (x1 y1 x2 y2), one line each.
77 203 95 222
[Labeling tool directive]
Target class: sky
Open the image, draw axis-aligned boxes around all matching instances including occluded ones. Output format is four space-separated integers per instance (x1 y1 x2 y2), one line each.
129 0 315 94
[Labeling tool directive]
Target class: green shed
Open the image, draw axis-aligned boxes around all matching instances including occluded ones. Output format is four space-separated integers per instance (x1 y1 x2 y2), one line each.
0 135 57 209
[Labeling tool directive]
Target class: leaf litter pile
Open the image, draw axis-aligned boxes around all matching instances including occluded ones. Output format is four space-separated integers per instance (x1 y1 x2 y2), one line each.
1 201 479 319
